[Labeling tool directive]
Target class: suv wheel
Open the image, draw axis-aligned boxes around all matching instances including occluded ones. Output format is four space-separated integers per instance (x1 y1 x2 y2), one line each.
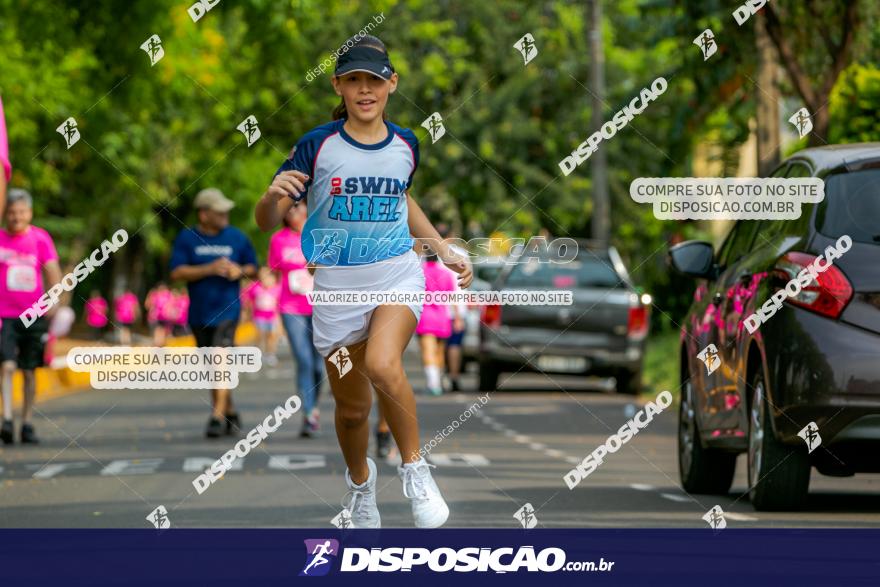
478 359 500 391
678 369 736 494
747 370 810 511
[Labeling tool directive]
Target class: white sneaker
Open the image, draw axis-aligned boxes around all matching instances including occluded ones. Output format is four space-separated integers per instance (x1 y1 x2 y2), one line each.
399 458 449 528
343 457 381 528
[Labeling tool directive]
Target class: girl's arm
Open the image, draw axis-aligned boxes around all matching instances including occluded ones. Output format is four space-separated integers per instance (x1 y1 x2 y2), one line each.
255 170 309 232
407 193 473 289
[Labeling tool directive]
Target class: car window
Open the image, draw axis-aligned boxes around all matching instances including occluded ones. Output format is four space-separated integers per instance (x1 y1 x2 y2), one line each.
506 255 623 288
718 220 760 266
816 169 880 245
786 161 813 178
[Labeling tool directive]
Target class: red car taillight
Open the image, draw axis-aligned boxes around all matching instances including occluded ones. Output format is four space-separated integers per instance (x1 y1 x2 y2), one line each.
481 304 502 329
627 302 649 341
774 252 853 319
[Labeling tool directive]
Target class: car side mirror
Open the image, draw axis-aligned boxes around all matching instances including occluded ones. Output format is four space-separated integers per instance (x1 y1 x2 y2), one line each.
669 240 718 279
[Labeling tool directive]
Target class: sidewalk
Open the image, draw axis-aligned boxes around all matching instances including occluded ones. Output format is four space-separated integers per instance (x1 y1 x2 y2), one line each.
9 323 258 408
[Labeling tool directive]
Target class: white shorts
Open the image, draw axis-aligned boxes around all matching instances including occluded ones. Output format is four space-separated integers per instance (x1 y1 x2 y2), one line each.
311 250 425 358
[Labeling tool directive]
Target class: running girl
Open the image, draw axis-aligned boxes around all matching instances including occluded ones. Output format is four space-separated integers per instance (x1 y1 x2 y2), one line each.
248 267 281 366
113 289 139 345
84 290 109 341
255 35 472 528
416 252 457 395
268 204 325 437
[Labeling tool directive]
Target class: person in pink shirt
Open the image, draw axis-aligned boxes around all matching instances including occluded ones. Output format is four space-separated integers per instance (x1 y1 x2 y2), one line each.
172 287 190 336
268 204 324 437
0 94 10 214
248 267 281 366
113 290 139 345
416 252 458 396
84 290 109 340
0 189 62 445
145 282 172 346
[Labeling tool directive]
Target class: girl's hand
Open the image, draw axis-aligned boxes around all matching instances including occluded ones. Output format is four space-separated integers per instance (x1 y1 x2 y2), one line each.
267 170 309 202
442 251 473 289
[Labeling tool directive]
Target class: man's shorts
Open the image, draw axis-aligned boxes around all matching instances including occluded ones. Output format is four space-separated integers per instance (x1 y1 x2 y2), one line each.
0 316 49 370
447 328 465 347
191 320 238 348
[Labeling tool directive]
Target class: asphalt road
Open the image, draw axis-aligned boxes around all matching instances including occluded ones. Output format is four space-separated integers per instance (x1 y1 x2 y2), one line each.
2 341 879 529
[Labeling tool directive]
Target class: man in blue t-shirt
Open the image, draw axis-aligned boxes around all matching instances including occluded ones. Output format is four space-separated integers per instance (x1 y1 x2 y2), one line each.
170 188 257 438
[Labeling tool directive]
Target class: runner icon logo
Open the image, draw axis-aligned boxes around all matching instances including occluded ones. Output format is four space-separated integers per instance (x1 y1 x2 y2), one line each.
140 34 165 66
697 344 721 375
693 29 717 60
702 505 726 531
331 508 354 529
421 112 445 143
789 107 813 138
56 117 80 149
146 505 170 529
513 33 538 65
514 503 538 529
237 115 261 147
329 346 352 378
300 539 340 577
798 421 822 453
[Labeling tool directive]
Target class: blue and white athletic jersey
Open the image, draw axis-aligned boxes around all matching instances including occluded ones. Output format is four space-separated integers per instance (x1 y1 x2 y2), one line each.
274 119 420 267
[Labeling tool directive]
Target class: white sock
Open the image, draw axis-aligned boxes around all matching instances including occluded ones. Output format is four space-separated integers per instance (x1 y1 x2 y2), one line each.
425 366 441 390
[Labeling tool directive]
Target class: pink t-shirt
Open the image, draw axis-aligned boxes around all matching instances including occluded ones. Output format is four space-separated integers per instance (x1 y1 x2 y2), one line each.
268 228 312 316
0 226 59 318
174 294 189 325
85 298 109 328
416 260 456 338
114 292 138 324
146 289 172 323
248 282 280 321
0 95 10 182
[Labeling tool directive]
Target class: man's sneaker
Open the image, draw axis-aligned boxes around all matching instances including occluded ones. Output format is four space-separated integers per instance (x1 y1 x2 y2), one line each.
20 423 39 444
343 457 380 528
300 413 320 438
376 429 392 459
1 419 14 445
225 412 242 436
399 458 449 528
205 417 223 438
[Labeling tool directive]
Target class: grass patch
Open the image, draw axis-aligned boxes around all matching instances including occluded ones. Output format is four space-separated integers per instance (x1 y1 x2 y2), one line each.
641 329 680 401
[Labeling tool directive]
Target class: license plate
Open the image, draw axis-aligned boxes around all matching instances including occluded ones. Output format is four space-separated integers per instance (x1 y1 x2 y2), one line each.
536 356 587 372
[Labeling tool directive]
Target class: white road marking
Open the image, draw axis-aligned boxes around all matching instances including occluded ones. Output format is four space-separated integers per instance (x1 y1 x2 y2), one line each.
428 453 491 467
183 457 242 472
30 462 91 479
544 449 565 458
513 435 531 444
267 454 326 471
565 456 581 465
724 512 759 521
100 458 164 476
529 442 547 451
630 483 655 491
660 493 694 503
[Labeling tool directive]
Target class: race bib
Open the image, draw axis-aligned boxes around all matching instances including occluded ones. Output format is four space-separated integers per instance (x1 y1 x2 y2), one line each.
288 269 313 294
7 265 37 292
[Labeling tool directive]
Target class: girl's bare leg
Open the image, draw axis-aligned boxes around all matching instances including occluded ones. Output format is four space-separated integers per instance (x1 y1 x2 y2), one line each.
365 305 421 463
324 339 373 484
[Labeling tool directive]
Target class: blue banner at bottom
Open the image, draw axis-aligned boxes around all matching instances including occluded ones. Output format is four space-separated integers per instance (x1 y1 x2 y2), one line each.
2 529 878 586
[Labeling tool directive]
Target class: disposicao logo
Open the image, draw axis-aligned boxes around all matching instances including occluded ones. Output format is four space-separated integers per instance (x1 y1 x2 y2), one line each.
301 539 340 577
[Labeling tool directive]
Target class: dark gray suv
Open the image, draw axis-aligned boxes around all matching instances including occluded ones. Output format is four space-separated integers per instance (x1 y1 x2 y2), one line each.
478 241 649 393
